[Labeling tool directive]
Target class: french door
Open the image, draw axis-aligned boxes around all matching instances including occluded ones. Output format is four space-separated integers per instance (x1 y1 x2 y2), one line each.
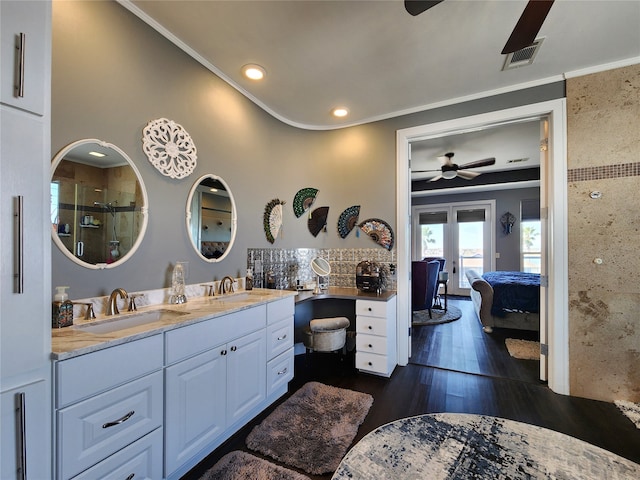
412 201 495 296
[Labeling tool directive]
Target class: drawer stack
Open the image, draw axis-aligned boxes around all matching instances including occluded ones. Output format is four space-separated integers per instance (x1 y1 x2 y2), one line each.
355 297 397 377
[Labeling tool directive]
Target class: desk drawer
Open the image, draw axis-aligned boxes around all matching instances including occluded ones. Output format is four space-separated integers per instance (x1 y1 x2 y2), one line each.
356 315 388 337
356 352 394 377
58 371 163 479
355 299 389 318
356 333 388 355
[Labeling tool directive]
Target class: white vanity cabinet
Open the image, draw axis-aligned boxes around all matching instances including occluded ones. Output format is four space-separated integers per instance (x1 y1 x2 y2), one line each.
0 1 51 478
355 296 397 377
164 304 268 479
54 335 164 480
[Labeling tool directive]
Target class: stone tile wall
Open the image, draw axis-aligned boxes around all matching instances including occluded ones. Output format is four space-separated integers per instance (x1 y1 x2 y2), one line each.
566 63 640 402
247 248 397 291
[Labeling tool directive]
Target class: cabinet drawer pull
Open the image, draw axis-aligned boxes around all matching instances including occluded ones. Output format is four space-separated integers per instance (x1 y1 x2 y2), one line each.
16 33 26 98
230 345 237 352
277 334 287 341
102 410 135 429
221 349 227 355
125 474 135 480
277 367 288 376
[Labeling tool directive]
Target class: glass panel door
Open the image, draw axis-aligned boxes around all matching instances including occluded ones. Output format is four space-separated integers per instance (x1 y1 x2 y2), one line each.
412 201 494 296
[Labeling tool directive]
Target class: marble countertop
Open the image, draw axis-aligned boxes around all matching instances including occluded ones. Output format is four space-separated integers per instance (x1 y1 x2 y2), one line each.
51 289 296 361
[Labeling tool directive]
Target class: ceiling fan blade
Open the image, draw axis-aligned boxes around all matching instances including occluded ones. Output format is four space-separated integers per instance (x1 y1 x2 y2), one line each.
458 157 496 169
412 168 441 174
429 174 444 182
405 0 445 17
502 0 554 54
457 170 481 180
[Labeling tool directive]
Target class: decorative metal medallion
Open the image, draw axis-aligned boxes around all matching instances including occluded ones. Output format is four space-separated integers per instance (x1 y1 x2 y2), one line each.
293 187 319 218
337 205 360 239
308 206 329 237
142 118 197 179
264 198 285 244
358 218 394 250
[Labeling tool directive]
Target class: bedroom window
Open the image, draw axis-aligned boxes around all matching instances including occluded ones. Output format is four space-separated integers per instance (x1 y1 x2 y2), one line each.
521 199 541 273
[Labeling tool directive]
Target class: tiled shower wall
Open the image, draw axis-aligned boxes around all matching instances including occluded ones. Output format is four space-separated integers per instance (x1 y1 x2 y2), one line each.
247 248 397 291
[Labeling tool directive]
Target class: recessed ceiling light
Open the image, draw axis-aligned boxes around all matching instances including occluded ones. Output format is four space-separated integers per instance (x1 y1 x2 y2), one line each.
242 64 266 80
88 151 106 157
332 107 349 118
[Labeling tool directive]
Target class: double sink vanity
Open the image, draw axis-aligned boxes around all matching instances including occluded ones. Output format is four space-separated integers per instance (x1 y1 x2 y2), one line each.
52 289 296 480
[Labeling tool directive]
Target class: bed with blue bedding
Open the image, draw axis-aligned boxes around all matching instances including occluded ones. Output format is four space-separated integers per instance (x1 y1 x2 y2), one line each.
465 270 540 333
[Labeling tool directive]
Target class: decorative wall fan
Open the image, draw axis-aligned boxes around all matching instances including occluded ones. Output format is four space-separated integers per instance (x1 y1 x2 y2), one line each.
404 0 554 54
413 152 496 181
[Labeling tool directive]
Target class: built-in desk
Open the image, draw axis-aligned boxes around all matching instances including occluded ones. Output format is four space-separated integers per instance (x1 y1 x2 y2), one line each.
293 287 397 377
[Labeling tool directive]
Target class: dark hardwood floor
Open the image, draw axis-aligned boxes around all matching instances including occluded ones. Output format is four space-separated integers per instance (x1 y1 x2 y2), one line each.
182 297 640 479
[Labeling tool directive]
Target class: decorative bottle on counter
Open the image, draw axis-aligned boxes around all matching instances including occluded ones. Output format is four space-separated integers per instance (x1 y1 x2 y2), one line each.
246 268 254 291
52 286 74 328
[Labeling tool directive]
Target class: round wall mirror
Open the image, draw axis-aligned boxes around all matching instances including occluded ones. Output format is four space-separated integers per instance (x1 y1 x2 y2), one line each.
50 139 149 269
186 174 237 262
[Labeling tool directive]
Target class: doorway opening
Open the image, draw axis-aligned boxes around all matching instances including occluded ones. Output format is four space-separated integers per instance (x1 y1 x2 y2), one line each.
396 99 569 395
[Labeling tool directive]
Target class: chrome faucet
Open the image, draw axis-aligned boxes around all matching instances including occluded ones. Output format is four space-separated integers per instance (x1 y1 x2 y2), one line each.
107 288 128 315
219 276 235 295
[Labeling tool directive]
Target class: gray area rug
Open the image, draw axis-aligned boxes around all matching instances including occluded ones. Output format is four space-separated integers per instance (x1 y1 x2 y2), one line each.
505 338 539 360
246 381 373 475
332 413 640 479
200 451 309 480
412 305 462 325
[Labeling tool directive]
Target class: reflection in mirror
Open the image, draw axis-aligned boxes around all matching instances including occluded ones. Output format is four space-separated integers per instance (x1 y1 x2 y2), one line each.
50 139 148 269
186 174 236 262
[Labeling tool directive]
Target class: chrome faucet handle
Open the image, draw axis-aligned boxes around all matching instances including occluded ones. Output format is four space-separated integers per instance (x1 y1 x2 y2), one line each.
74 302 96 320
128 293 143 312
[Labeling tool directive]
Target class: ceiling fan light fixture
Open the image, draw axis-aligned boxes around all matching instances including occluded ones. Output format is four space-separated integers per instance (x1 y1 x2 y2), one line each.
442 170 457 180
242 64 266 80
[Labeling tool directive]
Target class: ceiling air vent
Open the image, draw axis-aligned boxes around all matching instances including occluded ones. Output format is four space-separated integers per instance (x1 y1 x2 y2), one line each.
502 38 544 70
507 157 529 164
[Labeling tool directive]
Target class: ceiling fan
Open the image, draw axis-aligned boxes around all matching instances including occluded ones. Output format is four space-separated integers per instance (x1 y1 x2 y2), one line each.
404 0 554 54
413 152 496 181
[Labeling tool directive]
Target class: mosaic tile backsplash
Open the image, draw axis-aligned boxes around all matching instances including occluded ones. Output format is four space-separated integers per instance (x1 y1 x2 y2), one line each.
247 248 397 291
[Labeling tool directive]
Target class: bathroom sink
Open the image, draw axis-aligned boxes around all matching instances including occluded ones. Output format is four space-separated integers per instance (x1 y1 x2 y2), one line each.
73 309 188 334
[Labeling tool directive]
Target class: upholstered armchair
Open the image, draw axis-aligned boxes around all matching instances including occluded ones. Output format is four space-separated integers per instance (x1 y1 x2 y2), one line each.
412 260 441 318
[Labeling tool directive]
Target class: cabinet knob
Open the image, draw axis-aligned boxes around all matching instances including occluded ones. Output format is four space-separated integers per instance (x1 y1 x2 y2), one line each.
368 325 372 330
368 307 372 311
368 362 373 366
231 346 237 352
221 349 227 355
368 344 373 348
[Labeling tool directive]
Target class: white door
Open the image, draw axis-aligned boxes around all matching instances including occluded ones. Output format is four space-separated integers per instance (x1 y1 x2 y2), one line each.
412 201 495 296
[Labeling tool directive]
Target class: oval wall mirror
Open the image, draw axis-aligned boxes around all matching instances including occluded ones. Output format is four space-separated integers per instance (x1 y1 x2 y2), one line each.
186 174 237 262
50 139 149 269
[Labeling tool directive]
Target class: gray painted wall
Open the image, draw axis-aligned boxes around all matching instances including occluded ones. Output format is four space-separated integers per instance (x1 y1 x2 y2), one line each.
412 187 541 271
51 1 563 298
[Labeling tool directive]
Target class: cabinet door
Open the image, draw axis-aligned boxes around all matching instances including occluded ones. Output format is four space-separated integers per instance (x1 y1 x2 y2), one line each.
0 108 49 381
226 329 266 425
164 347 227 476
0 380 49 480
0 0 48 115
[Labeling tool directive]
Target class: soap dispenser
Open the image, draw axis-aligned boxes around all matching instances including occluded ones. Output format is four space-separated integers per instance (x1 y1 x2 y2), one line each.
52 286 74 328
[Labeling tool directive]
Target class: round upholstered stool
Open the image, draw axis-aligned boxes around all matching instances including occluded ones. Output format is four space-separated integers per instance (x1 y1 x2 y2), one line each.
303 317 350 352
